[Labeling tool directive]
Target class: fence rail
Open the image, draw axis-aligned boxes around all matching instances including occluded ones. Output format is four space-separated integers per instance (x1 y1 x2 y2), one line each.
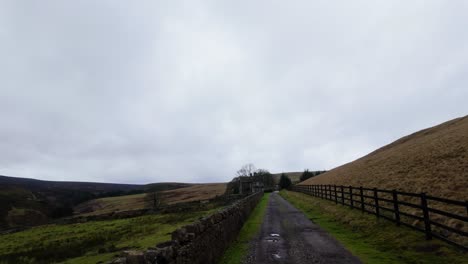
290 184 468 251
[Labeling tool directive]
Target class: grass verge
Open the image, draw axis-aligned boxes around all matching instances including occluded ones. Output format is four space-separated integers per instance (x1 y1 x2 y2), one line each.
280 190 467 264
219 193 270 264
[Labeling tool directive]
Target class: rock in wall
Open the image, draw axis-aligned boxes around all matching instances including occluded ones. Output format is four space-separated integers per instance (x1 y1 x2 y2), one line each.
112 191 263 264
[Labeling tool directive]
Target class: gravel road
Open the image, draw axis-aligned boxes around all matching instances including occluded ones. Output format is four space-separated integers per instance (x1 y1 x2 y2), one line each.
244 192 362 264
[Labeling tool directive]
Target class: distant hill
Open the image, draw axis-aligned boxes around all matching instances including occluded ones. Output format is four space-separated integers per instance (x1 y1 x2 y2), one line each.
73 183 227 217
0 175 190 229
272 172 303 184
0 175 143 192
145 182 193 193
300 115 468 201
161 183 227 204
272 171 326 184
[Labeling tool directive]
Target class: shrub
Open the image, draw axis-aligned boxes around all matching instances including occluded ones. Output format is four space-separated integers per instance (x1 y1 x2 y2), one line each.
278 174 292 189
300 169 314 182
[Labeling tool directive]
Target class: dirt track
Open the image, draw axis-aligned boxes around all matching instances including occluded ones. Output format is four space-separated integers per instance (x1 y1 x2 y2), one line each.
244 192 361 264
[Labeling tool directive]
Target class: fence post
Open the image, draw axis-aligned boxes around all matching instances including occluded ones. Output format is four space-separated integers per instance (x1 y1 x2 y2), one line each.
392 190 400 226
327 185 331 200
341 186 345 205
330 185 333 200
334 185 338 204
421 193 432 240
360 187 364 212
373 188 380 217
349 186 354 209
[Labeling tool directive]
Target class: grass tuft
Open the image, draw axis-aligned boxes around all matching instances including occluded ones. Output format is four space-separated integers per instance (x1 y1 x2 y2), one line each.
219 193 270 264
0 210 218 264
280 190 467 264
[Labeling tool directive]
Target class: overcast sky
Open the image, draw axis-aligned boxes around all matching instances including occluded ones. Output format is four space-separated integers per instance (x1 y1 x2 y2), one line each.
1 1 467 184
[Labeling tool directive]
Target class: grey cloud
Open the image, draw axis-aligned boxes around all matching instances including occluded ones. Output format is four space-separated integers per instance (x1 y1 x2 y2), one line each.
0 1 467 184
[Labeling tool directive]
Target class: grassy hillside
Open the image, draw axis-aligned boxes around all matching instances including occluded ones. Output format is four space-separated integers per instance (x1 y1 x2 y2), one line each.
300 115 468 201
0 175 143 193
0 208 219 264
0 176 147 229
73 193 148 216
0 176 195 228
161 183 227 205
73 183 227 217
144 182 193 192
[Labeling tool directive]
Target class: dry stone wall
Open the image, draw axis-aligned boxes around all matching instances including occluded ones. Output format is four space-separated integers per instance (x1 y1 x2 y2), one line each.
112 191 263 264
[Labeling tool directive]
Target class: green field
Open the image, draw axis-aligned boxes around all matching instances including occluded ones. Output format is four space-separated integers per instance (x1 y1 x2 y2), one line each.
280 190 467 264
0 209 218 264
219 193 270 264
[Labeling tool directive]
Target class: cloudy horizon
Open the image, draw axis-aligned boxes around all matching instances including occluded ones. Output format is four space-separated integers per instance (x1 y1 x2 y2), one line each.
1 1 467 184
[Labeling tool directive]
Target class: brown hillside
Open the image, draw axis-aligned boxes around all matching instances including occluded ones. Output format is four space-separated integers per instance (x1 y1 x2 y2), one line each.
74 183 227 216
300 115 468 201
272 172 303 184
161 183 227 205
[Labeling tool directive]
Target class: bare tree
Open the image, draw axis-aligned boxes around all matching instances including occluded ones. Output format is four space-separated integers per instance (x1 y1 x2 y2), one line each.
255 169 274 189
236 163 257 177
145 191 162 211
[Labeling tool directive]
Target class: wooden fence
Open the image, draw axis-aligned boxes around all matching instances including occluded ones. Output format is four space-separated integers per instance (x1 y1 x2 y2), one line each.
290 184 468 251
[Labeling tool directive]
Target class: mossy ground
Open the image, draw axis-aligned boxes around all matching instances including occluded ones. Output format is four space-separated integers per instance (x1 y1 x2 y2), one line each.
219 193 270 264
280 190 467 264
